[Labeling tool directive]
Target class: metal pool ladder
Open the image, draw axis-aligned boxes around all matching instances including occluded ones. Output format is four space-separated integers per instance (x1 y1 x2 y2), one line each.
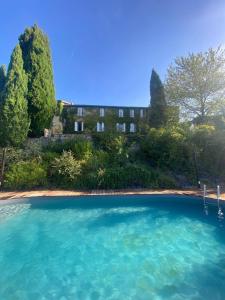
202 184 224 220
217 185 224 220
203 184 208 215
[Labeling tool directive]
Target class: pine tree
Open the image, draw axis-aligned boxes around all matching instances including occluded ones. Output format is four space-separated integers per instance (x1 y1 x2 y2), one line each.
0 65 6 102
19 24 56 137
0 45 29 184
149 69 167 128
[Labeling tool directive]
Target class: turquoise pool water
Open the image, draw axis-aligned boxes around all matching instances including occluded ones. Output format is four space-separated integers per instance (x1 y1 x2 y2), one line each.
0 195 225 300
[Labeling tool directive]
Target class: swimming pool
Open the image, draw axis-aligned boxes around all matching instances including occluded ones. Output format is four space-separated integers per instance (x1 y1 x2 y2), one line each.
0 195 225 300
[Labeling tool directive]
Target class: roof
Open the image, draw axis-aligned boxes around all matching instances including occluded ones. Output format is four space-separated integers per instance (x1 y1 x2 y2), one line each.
58 100 73 105
63 104 148 109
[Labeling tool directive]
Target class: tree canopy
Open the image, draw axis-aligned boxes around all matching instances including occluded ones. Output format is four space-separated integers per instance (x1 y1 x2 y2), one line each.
0 65 6 103
0 45 29 147
19 24 56 137
165 47 225 123
149 69 167 128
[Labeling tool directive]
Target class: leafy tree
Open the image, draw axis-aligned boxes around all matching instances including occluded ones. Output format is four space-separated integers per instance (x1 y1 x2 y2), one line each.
0 65 6 102
0 45 29 185
149 69 167 128
19 24 56 137
165 47 225 123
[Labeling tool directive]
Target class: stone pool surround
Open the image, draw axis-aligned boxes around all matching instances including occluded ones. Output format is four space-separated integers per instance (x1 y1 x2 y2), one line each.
0 189 224 201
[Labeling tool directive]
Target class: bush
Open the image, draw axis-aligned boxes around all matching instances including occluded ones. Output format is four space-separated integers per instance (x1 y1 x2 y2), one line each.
43 138 93 160
77 164 177 190
94 133 129 166
42 151 59 164
1 142 43 174
190 125 225 181
69 139 93 160
140 127 193 174
4 160 47 190
51 151 82 187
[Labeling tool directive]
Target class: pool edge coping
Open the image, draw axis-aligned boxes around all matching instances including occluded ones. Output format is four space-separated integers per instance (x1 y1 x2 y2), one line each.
0 189 224 202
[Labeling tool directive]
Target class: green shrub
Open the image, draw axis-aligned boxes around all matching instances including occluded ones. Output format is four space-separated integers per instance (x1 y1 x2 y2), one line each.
42 151 59 164
140 127 193 174
43 138 93 160
95 134 129 166
190 125 225 180
1 142 43 174
69 139 93 160
77 164 177 190
51 151 82 187
4 160 47 190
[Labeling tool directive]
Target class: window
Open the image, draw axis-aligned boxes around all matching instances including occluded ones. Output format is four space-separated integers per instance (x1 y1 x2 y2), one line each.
130 109 134 118
77 107 83 116
130 123 136 133
116 123 126 132
140 109 144 118
97 122 105 132
118 109 124 118
100 108 105 117
74 121 84 132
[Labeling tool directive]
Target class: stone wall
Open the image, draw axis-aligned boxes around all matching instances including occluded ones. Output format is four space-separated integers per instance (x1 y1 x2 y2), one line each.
26 134 92 147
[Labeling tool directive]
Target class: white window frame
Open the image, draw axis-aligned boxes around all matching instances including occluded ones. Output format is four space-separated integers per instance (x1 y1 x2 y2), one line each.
74 121 84 132
100 108 105 117
97 122 105 132
116 123 126 132
130 109 134 118
140 109 144 118
77 107 83 116
130 123 136 133
118 109 124 118
74 121 78 132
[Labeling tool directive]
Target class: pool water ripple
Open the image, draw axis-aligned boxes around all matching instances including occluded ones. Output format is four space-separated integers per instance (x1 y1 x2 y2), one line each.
0 195 225 300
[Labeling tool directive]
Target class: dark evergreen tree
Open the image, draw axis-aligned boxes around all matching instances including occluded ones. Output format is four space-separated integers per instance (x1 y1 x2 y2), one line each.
0 45 29 146
19 24 56 137
0 65 6 102
0 45 29 185
149 69 167 128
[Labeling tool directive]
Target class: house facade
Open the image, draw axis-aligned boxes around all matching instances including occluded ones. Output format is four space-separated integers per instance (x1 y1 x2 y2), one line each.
61 104 148 134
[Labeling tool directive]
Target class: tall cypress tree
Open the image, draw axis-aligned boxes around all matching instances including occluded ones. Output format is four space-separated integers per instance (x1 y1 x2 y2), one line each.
0 45 29 184
149 69 167 128
0 65 6 103
19 24 56 137
0 45 29 146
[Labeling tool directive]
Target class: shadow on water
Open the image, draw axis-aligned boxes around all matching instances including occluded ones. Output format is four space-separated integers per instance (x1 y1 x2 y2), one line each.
25 194 225 244
87 207 155 229
26 194 225 211
27 194 179 210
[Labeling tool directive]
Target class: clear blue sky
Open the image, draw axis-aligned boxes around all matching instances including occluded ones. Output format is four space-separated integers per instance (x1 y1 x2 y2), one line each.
1 0 225 106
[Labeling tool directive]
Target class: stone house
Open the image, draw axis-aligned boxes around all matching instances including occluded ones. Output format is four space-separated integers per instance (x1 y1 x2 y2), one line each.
60 103 148 134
